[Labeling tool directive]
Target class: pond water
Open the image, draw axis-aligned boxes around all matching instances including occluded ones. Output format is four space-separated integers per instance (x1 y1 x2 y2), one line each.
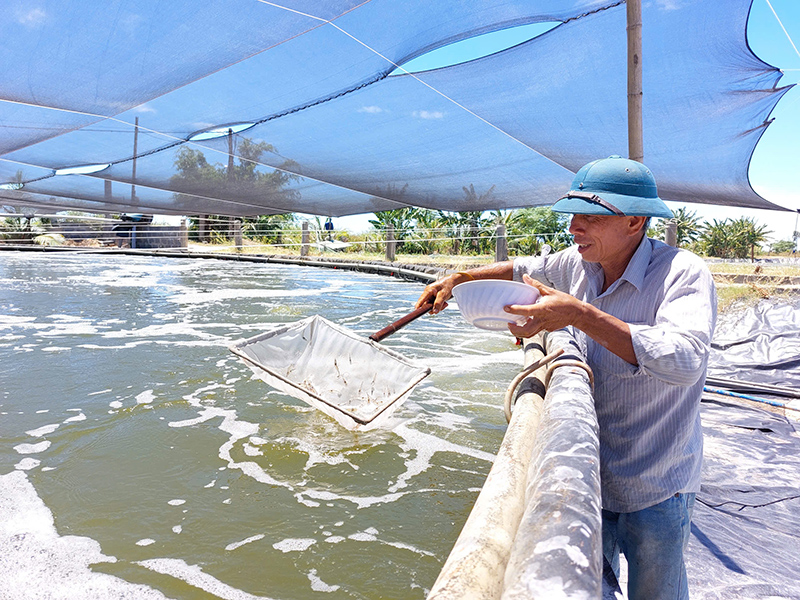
0 251 526 600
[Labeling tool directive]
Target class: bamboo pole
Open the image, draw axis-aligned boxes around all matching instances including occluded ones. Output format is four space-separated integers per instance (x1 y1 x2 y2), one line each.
627 0 643 163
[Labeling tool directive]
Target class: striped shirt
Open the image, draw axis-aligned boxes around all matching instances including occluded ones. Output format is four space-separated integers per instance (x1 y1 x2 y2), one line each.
514 236 717 512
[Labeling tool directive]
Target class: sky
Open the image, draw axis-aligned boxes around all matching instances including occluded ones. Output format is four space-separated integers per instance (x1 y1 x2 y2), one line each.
330 0 800 243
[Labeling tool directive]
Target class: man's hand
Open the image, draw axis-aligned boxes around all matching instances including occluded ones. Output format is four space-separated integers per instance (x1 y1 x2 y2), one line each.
414 261 514 316
415 273 464 314
506 275 638 365
505 275 586 337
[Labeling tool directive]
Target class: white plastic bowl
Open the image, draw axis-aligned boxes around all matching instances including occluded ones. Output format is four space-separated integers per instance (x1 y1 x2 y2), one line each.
451 279 540 330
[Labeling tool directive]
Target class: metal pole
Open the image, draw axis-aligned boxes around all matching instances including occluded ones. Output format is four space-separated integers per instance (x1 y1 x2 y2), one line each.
132 116 139 203
627 0 643 163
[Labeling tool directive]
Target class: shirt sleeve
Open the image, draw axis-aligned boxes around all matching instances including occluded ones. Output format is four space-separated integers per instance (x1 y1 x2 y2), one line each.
629 258 717 387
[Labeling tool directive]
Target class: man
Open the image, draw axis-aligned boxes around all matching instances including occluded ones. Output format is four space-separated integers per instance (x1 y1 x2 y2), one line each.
415 156 716 599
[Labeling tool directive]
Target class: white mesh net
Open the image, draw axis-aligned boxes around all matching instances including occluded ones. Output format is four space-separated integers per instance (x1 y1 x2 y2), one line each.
230 315 430 430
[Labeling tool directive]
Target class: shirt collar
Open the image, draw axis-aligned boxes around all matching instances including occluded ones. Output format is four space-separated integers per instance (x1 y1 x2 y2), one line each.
616 234 651 293
585 234 651 298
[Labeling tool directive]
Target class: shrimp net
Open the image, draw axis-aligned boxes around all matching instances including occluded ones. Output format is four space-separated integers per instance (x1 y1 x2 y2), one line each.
230 315 430 430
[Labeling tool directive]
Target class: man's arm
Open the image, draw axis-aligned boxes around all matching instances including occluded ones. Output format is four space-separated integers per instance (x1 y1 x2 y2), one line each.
415 260 514 314
506 275 638 365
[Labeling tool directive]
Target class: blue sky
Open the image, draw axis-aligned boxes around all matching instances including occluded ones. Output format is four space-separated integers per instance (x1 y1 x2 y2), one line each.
332 0 800 243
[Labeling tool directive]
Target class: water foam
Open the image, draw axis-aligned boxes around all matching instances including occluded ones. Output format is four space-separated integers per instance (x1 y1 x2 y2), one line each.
225 534 265 552
272 538 316 553
137 558 275 600
0 471 168 599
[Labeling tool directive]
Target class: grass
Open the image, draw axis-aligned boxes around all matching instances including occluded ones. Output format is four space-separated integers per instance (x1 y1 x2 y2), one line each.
708 262 800 277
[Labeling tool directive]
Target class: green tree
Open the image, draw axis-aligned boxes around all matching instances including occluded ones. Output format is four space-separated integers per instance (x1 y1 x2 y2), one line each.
770 239 796 254
507 207 571 255
171 137 299 241
368 206 416 253
731 217 771 261
651 207 702 248
243 213 297 247
699 217 771 260
404 208 442 255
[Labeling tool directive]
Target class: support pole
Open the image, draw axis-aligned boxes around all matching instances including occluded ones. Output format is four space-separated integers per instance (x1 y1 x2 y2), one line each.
495 224 508 262
234 218 242 253
385 224 396 262
180 218 188 249
132 116 139 204
300 221 310 257
627 0 643 163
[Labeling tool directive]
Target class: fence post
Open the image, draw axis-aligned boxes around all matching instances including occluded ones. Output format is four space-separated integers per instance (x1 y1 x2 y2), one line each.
385 224 396 262
199 215 208 243
665 219 677 247
300 221 310 257
495 224 508 262
180 219 188 249
234 219 242 253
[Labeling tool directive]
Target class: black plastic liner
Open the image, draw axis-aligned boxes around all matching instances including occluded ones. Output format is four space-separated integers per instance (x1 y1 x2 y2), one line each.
694 299 800 599
605 299 800 599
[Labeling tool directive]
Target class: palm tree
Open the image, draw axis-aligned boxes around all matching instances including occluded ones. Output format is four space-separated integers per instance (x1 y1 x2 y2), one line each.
730 217 771 261
507 207 571 255
652 207 702 248
699 217 771 260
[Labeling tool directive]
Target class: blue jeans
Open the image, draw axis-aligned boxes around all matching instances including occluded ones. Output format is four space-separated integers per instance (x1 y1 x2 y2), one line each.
602 492 695 600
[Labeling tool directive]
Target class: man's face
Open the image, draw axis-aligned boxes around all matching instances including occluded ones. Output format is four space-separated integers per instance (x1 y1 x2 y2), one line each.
568 214 641 264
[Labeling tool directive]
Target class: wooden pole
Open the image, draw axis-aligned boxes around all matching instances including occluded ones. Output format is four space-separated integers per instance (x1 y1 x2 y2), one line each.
495 223 508 262
385 223 396 262
627 0 643 163
300 221 310 257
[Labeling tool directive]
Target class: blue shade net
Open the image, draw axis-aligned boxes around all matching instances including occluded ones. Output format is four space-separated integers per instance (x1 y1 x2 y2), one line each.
0 0 793 217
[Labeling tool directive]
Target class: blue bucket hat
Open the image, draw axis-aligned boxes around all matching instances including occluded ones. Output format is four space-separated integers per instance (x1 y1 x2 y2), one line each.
551 156 673 219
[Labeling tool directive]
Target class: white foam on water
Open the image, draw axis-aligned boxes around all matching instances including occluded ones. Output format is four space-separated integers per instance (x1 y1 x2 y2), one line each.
137 558 275 600
348 527 379 542
388 423 495 492
136 538 156 546
170 398 294 491
307 568 340 592
63 413 86 423
13 441 51 455
225 534 265 552
172 525 182 534
324 536 345 544
167 499 186 506
385 540 436 557
14 458 41 471
109 401 123 409
167 280 348 305
25 423 60 437
0 471 168 599
99 322 230 344
88 388 114 396
273 538 316 553
136 390 156 405
42 346 72 352
242 443 262 457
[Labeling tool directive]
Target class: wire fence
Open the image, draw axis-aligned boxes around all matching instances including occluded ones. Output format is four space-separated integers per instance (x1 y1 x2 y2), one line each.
0 215 568 259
